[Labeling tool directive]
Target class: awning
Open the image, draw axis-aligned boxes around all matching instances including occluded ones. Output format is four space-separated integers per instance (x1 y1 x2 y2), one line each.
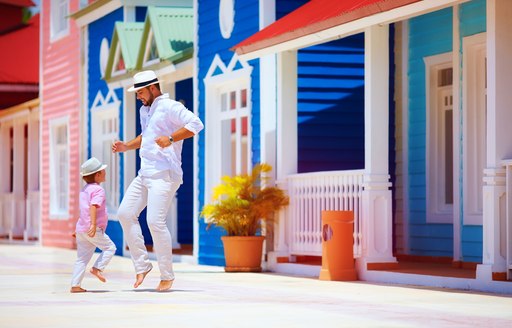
232 0 461 60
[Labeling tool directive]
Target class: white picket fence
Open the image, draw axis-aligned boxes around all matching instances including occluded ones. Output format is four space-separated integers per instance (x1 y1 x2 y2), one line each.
283 169 364 257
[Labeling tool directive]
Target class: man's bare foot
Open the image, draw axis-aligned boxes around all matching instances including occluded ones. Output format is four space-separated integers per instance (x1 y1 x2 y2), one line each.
70 286 87 293
134 267 152 288
90 267 106 282
156 279 174 292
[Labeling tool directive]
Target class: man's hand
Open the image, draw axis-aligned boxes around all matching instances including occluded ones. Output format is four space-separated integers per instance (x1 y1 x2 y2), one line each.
112 140 127 153
155 136 173 148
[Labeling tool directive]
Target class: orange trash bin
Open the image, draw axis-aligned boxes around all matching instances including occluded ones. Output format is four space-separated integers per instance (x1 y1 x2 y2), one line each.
319 210 357 281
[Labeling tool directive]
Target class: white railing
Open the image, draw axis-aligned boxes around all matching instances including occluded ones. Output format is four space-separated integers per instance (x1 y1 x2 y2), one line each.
0 192 39 242
25 191 40 241
283 170 364 258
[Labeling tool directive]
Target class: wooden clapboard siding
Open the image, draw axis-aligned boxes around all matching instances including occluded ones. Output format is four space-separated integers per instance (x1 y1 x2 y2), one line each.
40 0 81 248
393 21 405 255
458 0 486 263
408 8 453 258
296 33 365 173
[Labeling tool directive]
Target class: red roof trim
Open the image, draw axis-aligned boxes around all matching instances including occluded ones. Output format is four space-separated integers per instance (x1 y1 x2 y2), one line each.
232 0 420 55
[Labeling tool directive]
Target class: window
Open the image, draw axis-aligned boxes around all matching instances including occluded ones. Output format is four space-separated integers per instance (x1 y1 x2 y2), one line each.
219 86 250 177
92 105 119 213
204 54 253 204
49 118 69 217
50 0 69 41
425 53 453 224
463 33 486 225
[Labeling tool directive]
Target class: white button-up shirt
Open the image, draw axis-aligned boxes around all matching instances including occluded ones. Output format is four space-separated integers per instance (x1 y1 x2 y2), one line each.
139 93 204 181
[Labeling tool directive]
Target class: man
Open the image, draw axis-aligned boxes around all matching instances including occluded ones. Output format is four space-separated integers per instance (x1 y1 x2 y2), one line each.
112 70 203 291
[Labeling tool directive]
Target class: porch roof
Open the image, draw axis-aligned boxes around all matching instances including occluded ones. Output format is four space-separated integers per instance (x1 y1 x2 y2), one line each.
104 6 194 83
104 22 144 81
232 0 463 60
137 6 194 68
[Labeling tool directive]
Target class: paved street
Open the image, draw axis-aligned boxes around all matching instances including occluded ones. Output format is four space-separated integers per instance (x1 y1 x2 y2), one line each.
1 244 512 328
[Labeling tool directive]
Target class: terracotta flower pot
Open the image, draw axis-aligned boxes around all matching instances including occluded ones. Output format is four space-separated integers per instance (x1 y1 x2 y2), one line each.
221 236 265 272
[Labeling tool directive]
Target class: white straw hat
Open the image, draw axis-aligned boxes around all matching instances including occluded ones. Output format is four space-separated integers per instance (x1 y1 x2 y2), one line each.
127 70 161 92
80 157 107 176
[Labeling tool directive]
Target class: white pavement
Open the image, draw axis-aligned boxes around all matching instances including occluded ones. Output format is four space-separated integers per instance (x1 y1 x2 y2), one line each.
1 244 512 328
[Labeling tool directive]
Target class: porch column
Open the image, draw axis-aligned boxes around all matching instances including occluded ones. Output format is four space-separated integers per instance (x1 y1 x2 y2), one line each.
25 109 39 240
12 120 26 238
477 0 512 281
269 50 298 265
259 0 277 173
360 25 397 269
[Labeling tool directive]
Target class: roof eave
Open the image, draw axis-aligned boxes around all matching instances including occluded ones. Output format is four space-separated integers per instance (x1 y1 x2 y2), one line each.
236 0 468 61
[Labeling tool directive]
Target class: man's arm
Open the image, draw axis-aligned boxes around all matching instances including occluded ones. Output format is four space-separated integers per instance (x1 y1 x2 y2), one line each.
112 134 142 153
155 127 195 148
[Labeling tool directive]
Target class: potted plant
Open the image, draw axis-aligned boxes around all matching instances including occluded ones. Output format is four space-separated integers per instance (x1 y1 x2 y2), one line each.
201 163 289 272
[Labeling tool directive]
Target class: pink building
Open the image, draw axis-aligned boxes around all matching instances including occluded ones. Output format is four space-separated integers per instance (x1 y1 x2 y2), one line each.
40 0 82 248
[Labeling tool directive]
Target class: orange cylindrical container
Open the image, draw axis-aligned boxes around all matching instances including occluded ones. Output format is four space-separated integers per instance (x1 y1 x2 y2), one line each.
319 210 357 281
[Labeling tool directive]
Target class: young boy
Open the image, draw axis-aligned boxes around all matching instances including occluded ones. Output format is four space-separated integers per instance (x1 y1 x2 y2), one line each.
70 157 116 293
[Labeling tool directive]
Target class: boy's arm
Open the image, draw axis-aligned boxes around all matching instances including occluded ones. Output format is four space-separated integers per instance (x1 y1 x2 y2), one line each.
87 205 99 237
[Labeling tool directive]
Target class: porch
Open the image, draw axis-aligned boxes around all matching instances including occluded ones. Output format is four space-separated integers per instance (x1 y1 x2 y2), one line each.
268 169 512 292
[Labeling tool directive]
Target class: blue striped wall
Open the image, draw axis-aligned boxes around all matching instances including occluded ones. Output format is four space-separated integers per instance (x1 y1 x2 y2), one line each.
297 34 365 173
197 0 261 266
408 8 453 258
459 0 486 263
176 79 194 244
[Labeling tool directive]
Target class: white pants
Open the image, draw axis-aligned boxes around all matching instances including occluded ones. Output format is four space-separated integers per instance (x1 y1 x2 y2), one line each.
117 170 180 281
71 229 116 287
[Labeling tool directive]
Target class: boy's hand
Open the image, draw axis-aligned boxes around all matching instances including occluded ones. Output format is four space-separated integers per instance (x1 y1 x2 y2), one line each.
87 225 97 238
72 232 76 238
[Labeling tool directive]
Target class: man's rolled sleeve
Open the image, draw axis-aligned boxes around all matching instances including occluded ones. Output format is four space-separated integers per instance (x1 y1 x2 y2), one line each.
184 117 204 135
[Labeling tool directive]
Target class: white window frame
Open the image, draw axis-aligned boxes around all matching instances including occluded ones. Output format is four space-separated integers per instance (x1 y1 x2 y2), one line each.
143 29 160 67
218 84 251 176
49 116 70 218
204 54 253 204
50 0 70 42
425 52 454 224
91 94 120 216
463 32 486 226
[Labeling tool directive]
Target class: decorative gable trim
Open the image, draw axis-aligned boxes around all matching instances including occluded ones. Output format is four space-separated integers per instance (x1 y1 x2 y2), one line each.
104 22 144 82
204 53 252 83
91 88 120 111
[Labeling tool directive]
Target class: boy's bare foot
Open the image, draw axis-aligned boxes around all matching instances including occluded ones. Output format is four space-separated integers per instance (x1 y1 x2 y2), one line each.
70 286 87 293
90 267 106 282
134 267 152 288
156 279 173 292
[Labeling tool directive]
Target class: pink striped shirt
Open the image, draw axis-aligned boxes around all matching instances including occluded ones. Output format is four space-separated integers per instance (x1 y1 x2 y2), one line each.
76 183 108 232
